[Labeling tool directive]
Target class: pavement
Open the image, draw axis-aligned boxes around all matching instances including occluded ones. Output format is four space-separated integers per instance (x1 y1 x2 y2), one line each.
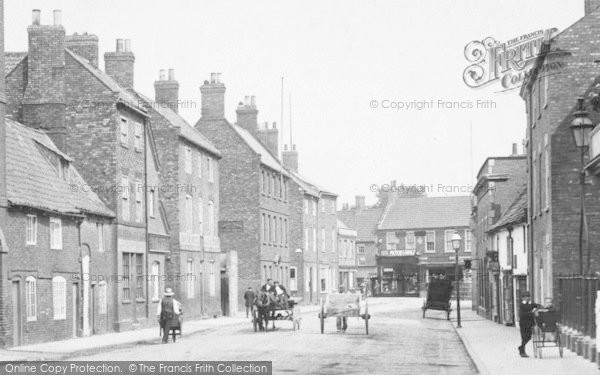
0 301 336 362
452 301 599 374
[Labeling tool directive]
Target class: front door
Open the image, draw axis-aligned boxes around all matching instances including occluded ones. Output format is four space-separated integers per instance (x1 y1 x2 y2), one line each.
11 281 22 346
82 255 90 336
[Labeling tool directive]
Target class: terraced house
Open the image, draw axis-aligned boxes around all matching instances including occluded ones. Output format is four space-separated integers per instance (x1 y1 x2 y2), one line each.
5 10 151 332
132 69 222 318
195 78 291 313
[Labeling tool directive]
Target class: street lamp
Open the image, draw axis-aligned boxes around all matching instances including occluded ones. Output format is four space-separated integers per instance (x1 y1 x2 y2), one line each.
451 232 462 328
570 97 595 275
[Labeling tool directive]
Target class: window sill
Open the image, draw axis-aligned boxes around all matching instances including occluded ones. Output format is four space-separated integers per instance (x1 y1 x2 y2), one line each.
122 299 132 304
53 317 66 321
51 247 63 250
26 242 36 246
26 318 37 322
136 298 146 303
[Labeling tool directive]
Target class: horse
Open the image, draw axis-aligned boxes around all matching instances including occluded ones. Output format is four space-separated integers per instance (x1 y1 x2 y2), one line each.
253 290 280 331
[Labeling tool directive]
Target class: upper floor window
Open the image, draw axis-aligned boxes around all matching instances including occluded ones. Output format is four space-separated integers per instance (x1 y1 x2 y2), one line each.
150 261 160 302
120 118 128 146
207 201 215 235
358 245 365 254
331 229 336 252
320 200 325 213
304 228 309 252
262 171 267 194
121 176 130 221
26 214 37 245
312 200 317 216
426 231 435 252
134 123 143 151
50 217 62 250
465 230 473 252
198 198 204 235
386 231 398 250
197 151 203 177
444 230 455 252
97 223 105 252
184 147 192 174
135 180 143 223
185 195 193 233
148 189 155 218
208 157 214 182
321 228 326 252
186 260 195 298
406 231 415 250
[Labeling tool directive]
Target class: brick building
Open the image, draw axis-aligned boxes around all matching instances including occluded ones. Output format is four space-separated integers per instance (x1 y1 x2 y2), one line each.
132 69 222 318
0 0 7 346
1 118 114 346
195 78 291 313
337 197 383 294
470 147 527 319
376 196 472 297
519 0 600 301
285 167 338 304
337 219 358 291
486 190 528 326
5 11 151 331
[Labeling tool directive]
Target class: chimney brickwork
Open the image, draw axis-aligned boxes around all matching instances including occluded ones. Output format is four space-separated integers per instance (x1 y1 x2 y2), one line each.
154 68 180 113
200 73 226 120
66 32 99 68
282 144 299 172
104 38 135 89
258 121 279 156
22 9 67 150
236 95 258 134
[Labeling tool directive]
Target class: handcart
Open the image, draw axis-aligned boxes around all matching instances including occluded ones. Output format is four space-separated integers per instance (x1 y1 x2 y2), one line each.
532 310 563 358
318 293 370 334
422 278 452 320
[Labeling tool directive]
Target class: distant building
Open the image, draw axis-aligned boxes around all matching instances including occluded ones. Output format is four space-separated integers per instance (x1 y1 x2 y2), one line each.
195 80 291 313
486 190 528 326
337 219 358 291
471 147 526 320
337 197 383 295
376 196 472 297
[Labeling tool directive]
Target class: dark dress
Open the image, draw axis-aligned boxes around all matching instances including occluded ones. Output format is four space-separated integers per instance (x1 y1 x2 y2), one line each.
518 300 541 352
160 298 179 343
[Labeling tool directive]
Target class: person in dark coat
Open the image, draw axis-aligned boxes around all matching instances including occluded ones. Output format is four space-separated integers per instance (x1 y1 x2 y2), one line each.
156 288 182 343
244 287 256 318
261 278 274 293
518 291 541 357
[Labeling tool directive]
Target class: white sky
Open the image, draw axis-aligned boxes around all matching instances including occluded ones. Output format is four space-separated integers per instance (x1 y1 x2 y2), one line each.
4 0 583 206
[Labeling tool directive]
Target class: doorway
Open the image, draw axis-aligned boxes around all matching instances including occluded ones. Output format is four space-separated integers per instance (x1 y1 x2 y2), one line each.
220 270 229 316
72 283 79 337
82 254 90 336
11 281 22 346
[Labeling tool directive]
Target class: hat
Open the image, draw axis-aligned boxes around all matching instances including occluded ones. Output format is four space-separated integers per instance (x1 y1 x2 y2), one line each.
164 288 174 297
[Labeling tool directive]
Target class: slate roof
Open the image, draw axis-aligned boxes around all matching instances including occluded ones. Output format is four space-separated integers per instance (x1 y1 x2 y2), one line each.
229 122 289 175
5 118 114 217
288 170 336 198
337 218 357 237
378 196 471 230
337 207 383 242
132 91 221 157
5 52 27 75
488 189 527 233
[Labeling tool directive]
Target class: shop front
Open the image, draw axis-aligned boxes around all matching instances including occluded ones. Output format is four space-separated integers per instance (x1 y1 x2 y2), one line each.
375 250 420 297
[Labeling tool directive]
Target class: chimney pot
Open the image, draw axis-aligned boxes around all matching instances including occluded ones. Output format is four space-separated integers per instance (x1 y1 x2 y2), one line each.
53 10 62 26
168 68 175 81
210 73 216 83
32 9 41 25
238 101 244 106
245 96 250 106
124 39 131 52
251 96 256 106
159 69 166 80
217 73 222 83
292 144 296 151
284 144 288 151
273 122 277 129
512 143 518 155
116 39 124 52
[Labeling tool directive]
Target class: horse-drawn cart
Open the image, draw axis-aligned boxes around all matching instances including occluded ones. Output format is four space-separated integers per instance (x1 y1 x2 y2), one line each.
318 293 370 334
252 292 301 332
422 278 453 320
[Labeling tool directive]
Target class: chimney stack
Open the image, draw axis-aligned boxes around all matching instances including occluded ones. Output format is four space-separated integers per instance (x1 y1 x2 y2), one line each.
66 32 99 68
355 196 366 211
22 9 67 150
512 143 518 155
585 0 600 15
104 38 135 89
258 122 279 156
236 95 258 134
154 68 180 113
200 73 226 120
283 144 299 172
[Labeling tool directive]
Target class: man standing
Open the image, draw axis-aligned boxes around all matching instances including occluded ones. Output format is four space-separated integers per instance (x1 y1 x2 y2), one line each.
336 285 349 333
518 291 541 357
156 288 182 344
261 278 274 293
244 287 256 318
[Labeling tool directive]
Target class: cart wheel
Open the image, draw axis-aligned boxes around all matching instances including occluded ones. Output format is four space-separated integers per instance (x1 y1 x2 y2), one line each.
320 305 325 334
252 308 258 332
365 300 369 335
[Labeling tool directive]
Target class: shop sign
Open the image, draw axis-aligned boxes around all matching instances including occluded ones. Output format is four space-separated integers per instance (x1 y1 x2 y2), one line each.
380 249 416 257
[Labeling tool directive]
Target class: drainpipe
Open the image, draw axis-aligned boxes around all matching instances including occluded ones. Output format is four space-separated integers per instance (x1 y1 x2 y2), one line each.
527 92 535 300
144 125 149 321
316 195 320 304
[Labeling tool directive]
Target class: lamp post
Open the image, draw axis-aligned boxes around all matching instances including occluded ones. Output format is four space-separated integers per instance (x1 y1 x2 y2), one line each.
569 97 594 275
451 232 462 328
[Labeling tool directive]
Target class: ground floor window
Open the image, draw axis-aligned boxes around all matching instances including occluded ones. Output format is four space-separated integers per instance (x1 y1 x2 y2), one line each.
290 267 297 291
52 276 67 320
98 281 107 314
26 276 37 321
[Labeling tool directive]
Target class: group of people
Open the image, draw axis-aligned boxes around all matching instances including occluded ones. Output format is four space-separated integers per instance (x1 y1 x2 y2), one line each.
243 278 291 317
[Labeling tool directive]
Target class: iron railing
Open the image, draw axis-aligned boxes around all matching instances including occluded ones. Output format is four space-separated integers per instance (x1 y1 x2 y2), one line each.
558 275 599 338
